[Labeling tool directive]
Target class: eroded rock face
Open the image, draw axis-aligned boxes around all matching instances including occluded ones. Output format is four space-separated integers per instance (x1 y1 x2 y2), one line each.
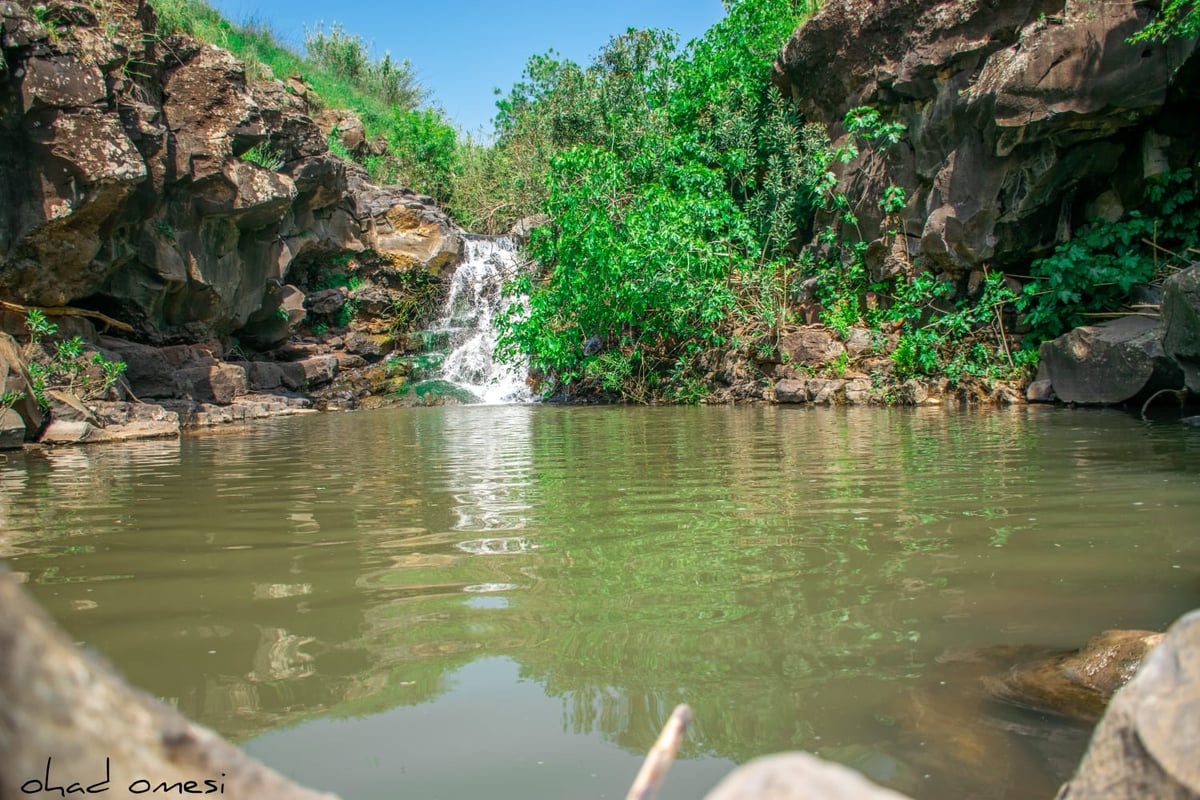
773 0 1200 274
0 0 460 346
1163 264 1200 393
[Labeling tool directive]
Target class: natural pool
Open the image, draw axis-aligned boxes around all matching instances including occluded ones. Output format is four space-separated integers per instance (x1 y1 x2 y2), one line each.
2 406 1198 799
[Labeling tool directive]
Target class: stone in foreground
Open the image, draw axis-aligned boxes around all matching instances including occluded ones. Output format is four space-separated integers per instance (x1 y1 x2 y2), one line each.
704 753 914 800
1060 610 1200 799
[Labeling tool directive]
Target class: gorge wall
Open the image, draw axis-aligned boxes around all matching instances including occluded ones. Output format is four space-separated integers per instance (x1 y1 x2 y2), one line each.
0 0 460 346
0 0 466 443
773 0 1199 276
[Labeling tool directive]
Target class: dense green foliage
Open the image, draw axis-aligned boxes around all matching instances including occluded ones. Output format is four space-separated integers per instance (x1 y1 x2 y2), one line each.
1018 169 1200 341
491 1 825 401
1128 0 1200 42
488 0 1033 401
22 310 127 408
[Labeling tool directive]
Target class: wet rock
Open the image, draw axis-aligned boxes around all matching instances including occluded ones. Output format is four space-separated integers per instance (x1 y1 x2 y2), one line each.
1038 316 1183 405
0 408 25 450
704 753 913 800
986 629 1164 722
166 395 314 428
844 377 873 404
1162 264 1200 393
774 378 808 403
1061 611 1200 799
809 378 846 405
1026 378 1056 404
38 402 180 445
343 331 394 361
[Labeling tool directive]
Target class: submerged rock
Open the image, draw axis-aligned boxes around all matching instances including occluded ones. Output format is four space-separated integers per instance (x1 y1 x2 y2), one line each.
1060 611 1200 799
985 629 1164 722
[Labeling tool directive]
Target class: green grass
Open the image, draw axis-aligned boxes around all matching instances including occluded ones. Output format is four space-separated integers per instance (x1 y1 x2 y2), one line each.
152 0 421 145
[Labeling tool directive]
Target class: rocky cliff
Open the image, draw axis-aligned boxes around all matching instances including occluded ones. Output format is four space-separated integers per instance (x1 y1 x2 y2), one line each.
773 0 1199 275
771 0 1200 410
0 0 464 445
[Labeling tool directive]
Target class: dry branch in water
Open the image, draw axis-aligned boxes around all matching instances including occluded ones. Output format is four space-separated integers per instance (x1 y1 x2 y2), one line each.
626 704 692 800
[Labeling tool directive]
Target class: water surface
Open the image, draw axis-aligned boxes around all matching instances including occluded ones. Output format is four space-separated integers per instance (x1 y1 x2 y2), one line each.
3 406 1198 799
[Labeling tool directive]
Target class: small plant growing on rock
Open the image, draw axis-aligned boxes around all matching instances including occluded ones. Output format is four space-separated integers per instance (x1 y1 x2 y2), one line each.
0 391 25 414
240 142 285 171
22 310 128 409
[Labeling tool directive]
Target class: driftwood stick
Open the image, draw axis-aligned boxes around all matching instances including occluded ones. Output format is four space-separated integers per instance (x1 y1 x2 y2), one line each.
1141 388 1188 419
626 704 692 800
1 300 134 334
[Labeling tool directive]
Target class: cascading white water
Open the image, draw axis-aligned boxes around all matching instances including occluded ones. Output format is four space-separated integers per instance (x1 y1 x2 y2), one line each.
435 236 534 404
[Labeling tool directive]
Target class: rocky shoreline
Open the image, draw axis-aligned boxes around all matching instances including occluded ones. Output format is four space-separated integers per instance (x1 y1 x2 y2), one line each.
2 0 1199 450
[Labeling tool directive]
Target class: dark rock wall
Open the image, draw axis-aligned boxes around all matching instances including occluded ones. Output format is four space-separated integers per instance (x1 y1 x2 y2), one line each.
773 0 1200 275
0 0 458 346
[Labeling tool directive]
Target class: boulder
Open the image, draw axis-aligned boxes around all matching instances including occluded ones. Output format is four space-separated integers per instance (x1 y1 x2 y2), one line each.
176 363 249 404
1038 316 1184 404
1162 264 1200 393
778 329 846 366
0 408 24 450
350 178 462 273
704 753 913 800
774 378 808 403
1060 610 1200 799
0 332 43 437
985 629 1164 722
0 569 337 800
343 331 394 360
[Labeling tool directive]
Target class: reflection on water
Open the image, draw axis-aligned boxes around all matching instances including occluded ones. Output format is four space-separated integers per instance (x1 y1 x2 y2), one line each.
3 407 1200 800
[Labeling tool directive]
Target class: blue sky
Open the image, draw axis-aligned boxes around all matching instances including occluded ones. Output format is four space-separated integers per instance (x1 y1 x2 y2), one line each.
206 0 728 135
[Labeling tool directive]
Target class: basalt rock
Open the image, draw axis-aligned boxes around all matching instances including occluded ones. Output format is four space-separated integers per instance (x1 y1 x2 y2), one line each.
0 0 461 347
773 0 1200 274
0 332 42 438
1037 316 1184 405
1162 264 1200 393
985 629 1164 722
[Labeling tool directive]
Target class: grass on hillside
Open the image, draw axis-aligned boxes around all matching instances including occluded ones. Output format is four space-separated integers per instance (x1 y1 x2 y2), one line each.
152 0 423 145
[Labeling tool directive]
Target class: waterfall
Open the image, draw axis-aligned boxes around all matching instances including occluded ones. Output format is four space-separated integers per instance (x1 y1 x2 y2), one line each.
434 236 534 404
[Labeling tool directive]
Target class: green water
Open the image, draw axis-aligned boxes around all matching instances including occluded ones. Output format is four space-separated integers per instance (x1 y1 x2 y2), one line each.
2 406 1198 799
